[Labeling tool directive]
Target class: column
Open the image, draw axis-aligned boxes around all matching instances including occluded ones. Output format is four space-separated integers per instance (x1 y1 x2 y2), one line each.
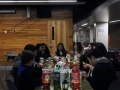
82 27 87 43
73 31 77 43
94 23 108 50
90 25 94 42
73 24 77 43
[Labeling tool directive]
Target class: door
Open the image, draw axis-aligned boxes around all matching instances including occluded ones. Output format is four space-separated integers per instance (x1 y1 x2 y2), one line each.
48 20 69 56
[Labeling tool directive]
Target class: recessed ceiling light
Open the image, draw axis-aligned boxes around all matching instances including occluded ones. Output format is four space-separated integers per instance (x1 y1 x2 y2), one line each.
109 20 120 23
94 23 96 27
82 23 88 26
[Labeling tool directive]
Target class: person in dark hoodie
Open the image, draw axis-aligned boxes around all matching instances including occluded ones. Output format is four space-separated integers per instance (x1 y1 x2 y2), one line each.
17 50 42 90
83 43 117 90
11 44 38 86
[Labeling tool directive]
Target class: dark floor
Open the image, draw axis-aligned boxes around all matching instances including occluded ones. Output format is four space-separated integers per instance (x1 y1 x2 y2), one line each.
0 70 12 90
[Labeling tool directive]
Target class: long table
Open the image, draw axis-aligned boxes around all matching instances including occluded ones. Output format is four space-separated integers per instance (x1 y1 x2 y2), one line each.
34 79 93 90
34 68 93 90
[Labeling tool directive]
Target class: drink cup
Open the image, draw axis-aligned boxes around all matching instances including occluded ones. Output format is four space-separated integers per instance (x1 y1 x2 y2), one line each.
40 57 44 63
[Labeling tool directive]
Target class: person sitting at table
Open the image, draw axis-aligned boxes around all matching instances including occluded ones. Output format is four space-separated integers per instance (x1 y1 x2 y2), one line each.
35 43 51 63
36 43 42 52
11 44 38 86
79 51 91 71
55 42 68 57
92 43 99 49
70 42 88 57
79 51 92 81
88 43 94 51
17 50 43 90
70 42 82 61
83 43 117 90
35 43 42 63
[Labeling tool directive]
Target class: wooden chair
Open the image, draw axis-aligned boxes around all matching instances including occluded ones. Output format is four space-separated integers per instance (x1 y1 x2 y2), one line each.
6 51 18 62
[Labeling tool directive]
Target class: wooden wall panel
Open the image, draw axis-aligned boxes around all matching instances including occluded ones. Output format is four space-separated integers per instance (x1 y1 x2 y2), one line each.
109 24 120 49
0 6 73 65
56 21 61 44
47 20 73 55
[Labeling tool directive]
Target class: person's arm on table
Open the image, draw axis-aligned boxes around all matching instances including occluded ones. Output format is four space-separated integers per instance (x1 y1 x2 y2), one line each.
83 63 94 72
33 63 43 78
82 71 92 84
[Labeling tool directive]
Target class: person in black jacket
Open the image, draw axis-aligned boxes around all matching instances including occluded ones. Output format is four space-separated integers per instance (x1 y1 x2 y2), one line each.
17 50 43 90
55 42 68 57
83 45 117 90
11 44 38 86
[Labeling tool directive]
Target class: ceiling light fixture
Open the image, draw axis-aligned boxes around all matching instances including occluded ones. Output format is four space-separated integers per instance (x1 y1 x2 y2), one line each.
109 20 120 23
81 23 88 26
88 27 90 28
0 0 77 3
79 28 81 30
94 23 96 27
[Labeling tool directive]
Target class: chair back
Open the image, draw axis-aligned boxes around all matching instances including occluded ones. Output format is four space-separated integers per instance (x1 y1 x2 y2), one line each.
108 79 120 90
6 51 15 54
4 74 17 90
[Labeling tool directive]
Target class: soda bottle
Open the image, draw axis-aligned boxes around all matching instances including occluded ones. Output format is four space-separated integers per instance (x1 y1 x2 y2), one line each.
54 65 61 90
62 79 68 90
60 66 65 89
71 69 80 90
42 70 50 90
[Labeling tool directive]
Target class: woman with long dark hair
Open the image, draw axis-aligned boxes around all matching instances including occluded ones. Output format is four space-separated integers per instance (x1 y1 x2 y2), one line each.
41 43 50 55
72 42 82 62
88 43 94 50
35 43 51 63
55 42 68 57
73 42 82 55
36 43 42 52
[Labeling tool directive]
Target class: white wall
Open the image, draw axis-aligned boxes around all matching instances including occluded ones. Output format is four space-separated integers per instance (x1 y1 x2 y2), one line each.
96 23 108 50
